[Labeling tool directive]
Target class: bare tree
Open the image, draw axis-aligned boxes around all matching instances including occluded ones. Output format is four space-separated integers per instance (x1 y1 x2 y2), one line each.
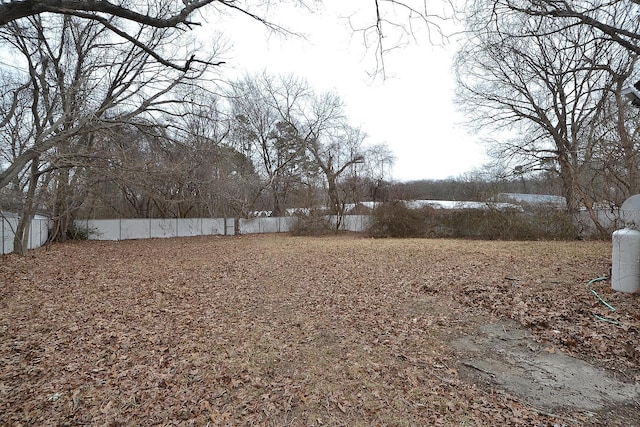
230 73 319 216
166 89 258 217
72 88 257 221
584 67 640 205
455 0 635 234
229 72 372 220
0 0 217 27
306 123 366 226
0 1 295 71
0 13 223 251
363 142 395 203
346 0 454 77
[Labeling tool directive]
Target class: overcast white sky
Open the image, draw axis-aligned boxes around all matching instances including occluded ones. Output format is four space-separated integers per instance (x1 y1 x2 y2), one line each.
204 1 488 182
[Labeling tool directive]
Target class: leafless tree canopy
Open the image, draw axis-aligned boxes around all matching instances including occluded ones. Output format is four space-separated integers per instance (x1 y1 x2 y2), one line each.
492 0 640 55
228 72 386 221
0 1 241 71
455 0 639 234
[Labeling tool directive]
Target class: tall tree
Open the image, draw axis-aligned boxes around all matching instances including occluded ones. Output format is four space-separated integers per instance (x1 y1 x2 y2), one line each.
229 72 372 219
362 142 395 203
306 122 366 225
230 73 319 216
455 0 635 233
0 0 282 72
584 70 640 205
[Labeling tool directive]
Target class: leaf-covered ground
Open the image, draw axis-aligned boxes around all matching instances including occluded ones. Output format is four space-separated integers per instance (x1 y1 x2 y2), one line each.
1 235 638 426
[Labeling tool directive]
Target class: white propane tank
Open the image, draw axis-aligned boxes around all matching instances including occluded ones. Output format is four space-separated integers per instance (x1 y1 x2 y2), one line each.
611 228 640 293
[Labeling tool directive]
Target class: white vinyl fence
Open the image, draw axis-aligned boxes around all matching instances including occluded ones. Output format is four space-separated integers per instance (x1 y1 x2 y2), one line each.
1 214 50 255
0 207 627 253
76 215 372 241
75 218 235 240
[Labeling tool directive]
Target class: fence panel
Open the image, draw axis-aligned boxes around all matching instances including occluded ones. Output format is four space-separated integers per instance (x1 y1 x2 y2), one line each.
1 215 50 255
239 217 261 234
120 219 151 240
1 216 17 255
224 218 235 236
203 218 227 236
86 219 119 240
29 218 49 249
280 217 297 232
82 218 233 240
238 217 297 234
175 218 190 237
151 219 177 238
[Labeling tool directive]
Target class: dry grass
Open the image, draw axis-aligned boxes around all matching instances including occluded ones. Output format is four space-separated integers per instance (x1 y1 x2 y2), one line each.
0 235 637 426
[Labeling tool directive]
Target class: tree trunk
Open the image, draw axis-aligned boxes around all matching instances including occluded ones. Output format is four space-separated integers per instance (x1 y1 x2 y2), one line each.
50 168 72 242
557 152 580 215
271 190 283 217
13 217 31 256
13 158 40 255
326 175 344 230
557 152 607 236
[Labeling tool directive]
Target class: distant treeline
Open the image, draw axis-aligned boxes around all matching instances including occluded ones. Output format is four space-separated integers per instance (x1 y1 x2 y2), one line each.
387 174 562 202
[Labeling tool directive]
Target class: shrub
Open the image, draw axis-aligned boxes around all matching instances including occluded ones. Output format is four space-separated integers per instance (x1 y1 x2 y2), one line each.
366 201 580 240
289 213 334 236
367 201 428 238
439 207 579 240
64 223 96 240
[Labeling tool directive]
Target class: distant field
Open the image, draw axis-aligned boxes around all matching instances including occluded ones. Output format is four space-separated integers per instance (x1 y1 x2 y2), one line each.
1 235 637 425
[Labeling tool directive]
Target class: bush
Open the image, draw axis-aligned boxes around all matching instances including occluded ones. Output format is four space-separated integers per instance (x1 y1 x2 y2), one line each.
289 213 334 236
366 201 580 240
439 207 579 240
64 223 95 240
367 201 428 238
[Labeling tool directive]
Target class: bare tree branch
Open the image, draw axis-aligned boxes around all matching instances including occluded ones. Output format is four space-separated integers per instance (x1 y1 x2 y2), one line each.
499 0 640 56
0 0 216 27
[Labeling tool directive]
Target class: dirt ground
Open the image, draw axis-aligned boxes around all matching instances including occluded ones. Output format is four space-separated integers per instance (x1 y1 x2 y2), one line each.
1 234 639 426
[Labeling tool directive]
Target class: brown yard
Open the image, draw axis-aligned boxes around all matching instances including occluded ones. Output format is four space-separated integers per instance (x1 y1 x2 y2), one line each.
1 235 639 426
